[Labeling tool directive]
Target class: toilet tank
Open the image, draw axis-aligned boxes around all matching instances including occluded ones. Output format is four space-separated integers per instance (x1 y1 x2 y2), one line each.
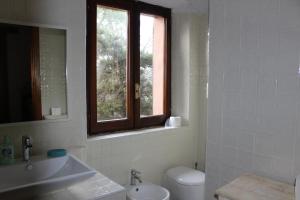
162 166 205 200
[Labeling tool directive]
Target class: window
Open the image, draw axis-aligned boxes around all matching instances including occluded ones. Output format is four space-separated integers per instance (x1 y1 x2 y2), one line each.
87 0 171 135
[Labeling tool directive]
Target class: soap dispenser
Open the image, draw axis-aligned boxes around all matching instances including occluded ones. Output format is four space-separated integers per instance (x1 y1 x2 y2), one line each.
0 136 15 165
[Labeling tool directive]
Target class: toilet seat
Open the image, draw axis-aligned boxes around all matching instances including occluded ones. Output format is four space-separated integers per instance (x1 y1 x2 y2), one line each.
166 166 205 186
163 166 205 200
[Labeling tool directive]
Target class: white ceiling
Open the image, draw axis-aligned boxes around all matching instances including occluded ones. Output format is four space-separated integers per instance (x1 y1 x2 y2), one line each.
141 0 208 14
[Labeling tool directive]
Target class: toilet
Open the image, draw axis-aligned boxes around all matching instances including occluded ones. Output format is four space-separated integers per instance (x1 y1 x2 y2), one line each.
163 166 205 200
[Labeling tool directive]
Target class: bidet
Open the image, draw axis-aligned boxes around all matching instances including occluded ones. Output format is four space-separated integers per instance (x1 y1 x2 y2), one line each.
126 182 170 200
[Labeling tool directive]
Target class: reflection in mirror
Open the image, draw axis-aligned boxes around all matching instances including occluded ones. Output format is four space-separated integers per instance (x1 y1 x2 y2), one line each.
0 23 67 124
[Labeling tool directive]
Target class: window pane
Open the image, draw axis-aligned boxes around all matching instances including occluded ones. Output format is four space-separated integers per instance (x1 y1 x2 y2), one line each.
97 6 128 121
140 14 165 117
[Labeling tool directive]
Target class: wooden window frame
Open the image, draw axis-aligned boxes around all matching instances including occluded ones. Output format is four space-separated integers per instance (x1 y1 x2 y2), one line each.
30 27 43 121
87 0 171 135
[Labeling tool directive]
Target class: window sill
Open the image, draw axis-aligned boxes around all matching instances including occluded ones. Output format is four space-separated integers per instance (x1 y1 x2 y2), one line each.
87 126 187 141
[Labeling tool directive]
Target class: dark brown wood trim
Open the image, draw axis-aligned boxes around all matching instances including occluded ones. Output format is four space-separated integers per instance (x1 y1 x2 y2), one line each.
0 31 9 122
133 3 140 129
127 0 136 132
134 2 171 129
95 0 134 10
87 0 135 135
87 0 171 135
30 27 42 121
86 0 97 135
165 9 172 119
136 1 171 17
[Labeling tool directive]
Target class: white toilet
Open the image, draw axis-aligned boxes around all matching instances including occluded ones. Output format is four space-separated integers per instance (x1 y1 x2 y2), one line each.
163 166 205 200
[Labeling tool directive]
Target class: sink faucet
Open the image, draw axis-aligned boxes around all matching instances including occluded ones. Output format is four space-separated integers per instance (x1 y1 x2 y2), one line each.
22 136 32 162
130 169 142 186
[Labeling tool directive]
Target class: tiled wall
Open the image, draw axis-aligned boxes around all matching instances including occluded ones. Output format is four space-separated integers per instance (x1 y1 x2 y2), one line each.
207 0 300 199
87 127 196 185
190 14 208 168
40 28 67 117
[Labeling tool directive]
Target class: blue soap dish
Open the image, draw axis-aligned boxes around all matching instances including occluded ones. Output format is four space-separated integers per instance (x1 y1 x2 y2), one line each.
47 149 67 158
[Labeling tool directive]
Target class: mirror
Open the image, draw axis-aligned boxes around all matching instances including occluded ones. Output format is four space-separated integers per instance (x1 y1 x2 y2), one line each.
0 22 67 124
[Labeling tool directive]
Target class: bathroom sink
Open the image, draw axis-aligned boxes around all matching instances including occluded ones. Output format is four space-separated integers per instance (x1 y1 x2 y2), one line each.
0 154 96 199
127 183 170 200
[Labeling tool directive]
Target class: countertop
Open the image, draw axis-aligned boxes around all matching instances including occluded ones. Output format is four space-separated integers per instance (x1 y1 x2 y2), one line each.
215 174 295 200
34 172 125 200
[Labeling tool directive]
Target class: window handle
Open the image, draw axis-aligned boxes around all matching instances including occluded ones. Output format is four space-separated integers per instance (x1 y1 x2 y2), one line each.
135 83 140 99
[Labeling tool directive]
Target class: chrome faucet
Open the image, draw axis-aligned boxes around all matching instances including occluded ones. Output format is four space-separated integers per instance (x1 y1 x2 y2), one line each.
130 169 142 186
22 136 32 162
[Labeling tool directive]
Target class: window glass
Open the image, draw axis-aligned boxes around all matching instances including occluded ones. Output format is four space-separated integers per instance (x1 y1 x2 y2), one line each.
140 14 165 117
96 6 128 121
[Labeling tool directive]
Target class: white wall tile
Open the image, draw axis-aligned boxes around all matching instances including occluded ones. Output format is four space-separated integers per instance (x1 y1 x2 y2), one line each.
294 136 300 171
222 128 238 148
237 131 254 152
207 0 300 198
220 146 238 167
254 133 275 156
236 150 253 172
252 154 274 176
272 158 295 183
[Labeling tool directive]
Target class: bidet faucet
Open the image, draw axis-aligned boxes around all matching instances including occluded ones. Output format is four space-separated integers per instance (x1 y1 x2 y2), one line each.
130 169 143 186
22 136 32 162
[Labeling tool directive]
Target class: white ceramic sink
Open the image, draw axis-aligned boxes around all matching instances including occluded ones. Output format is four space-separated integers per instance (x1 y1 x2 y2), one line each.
0 154 96 199
127 183 170 200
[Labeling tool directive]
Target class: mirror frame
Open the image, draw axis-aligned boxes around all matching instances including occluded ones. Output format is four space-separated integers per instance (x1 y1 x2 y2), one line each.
0 19 70 127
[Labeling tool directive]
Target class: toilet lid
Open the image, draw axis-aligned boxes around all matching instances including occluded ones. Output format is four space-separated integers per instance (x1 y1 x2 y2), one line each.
166 166 205 186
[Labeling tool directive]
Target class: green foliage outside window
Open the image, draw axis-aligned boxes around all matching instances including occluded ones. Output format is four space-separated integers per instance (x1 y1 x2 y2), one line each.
97 7 153 121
